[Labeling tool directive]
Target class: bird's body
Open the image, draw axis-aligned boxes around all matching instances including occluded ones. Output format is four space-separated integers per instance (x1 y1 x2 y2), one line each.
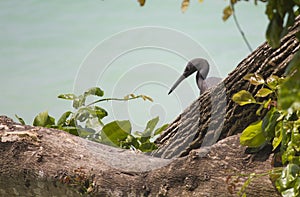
196 71 208 93
168 58 210 95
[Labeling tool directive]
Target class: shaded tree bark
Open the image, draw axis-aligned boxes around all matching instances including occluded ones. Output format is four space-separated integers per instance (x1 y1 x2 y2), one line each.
1 17 299 197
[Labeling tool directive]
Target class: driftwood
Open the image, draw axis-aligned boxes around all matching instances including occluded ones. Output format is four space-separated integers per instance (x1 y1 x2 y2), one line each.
1 18 299 197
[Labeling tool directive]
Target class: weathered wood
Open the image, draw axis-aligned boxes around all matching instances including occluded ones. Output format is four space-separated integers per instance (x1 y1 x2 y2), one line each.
151 19 300 159
0 116 279 196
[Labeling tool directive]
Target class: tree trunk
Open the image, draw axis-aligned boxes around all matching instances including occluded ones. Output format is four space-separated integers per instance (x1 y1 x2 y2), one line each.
151 19 300 159
1 18 299 197
0 116 279 196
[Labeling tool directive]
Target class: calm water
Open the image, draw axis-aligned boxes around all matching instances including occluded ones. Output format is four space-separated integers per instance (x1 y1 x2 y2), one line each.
0 1 268 130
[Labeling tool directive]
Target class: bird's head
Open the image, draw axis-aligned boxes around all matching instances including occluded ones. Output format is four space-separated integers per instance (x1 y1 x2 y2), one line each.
182 62 198 78
168 58 210 95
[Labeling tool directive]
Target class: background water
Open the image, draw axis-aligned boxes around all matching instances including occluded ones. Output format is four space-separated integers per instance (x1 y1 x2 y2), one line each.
0 0 268 131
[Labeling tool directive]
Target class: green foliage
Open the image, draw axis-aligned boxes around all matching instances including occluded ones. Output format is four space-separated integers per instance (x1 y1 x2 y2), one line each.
15 114 25 125
33 111 55 127
16 87 167 153
243 73 265 86
265 0 296 48
279 66 300 110
101 120 132 148
100 117 167 152
232 90 257 106
232 68 300 196
237 173 256 197
276 164 300 197
232 168 283 197
240 120 265 148
221 0 298 49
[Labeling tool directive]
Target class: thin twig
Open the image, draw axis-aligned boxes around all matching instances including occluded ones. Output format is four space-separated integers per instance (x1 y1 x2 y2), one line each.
86 95 145 107
231 4 253 52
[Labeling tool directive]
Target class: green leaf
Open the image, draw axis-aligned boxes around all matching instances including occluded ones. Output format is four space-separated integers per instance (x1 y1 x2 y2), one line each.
256 104 264 116
15 114 26 125
266 75 281 90
279 66 300 110
266 12 283 48
276 164 300 190
57 111 72 126
263 98 272 109
240 120 266 148
72 88 104 109
243 73 265 85
262 107 280 139
285 50 300 75
281 188 298 197
75 108 90 122
255 88 273 97
75 106 108 123
291 125 300 152
266 0 275 20
280 10 295 39
60 126 79 136
143 116 159 137
84 87 104 97
93 106 108 121
73 95 86 109
58 93 76 100
276 0 294 19
272 121 283 150
232 90 257 106
139 141 157 152
78 127 96 138
154 124 169 135
124 135 139 149
33 111 55 127
101 120 131 147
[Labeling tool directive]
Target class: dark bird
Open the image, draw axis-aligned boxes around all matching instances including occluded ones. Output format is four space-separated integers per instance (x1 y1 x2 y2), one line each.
168 58 210 95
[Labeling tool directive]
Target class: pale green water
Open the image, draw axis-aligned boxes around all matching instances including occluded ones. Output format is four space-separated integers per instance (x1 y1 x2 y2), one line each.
0 1 268 130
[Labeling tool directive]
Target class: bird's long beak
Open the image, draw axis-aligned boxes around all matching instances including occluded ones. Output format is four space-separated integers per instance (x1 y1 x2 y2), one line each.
168 75 186 95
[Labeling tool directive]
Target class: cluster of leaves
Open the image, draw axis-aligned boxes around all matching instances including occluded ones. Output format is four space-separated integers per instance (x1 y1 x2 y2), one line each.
223 0 300 48
233 63 300 196
101 117 168 152
232 74 284 149
227 1 300 196
16 87 167 153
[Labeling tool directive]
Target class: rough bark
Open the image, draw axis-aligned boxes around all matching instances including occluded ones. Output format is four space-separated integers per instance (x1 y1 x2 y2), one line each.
0 116 279 196
151 19 300 159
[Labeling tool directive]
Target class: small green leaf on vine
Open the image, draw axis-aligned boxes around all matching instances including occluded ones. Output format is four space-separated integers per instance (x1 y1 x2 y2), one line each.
243 73 265 85
255 88 273 97
232 90 257 106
